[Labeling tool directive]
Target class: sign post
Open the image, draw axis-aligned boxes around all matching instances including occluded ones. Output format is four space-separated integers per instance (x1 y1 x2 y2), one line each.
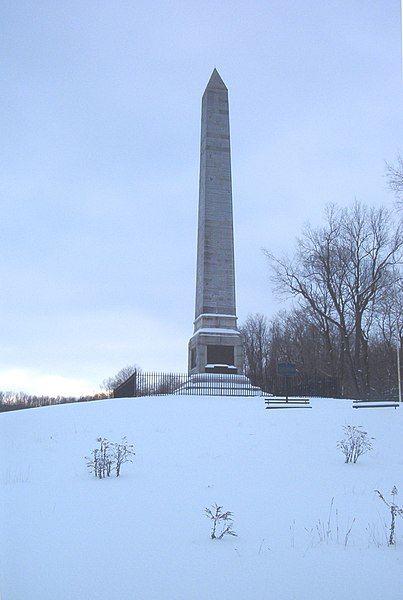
277 362 297 402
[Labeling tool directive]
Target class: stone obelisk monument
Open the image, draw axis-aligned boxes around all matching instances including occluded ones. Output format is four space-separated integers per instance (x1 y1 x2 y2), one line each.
188 69 244 375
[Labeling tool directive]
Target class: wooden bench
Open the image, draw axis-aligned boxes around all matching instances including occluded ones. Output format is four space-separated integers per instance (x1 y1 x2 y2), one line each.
353 401 399 409
265 398 312 409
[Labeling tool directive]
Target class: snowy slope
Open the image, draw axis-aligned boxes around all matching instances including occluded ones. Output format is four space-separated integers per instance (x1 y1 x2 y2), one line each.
1 396 402 600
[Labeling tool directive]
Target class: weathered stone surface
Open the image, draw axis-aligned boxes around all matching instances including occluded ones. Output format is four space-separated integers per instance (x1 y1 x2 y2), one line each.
195 68 236 319
188 69 244 374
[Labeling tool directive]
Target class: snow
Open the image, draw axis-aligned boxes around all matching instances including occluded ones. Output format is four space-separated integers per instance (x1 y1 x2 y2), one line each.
194 313 237 319
1 396 402 600
189 328 240 338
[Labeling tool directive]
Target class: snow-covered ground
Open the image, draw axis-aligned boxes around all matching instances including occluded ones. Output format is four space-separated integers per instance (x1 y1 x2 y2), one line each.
1 396 402 600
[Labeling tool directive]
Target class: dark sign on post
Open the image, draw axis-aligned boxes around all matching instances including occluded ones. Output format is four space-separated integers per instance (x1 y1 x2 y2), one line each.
277 362 297 401
277 362 297 377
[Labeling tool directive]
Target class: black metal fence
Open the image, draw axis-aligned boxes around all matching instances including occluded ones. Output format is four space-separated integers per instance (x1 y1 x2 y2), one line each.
113 370 340 398
113 372 262 397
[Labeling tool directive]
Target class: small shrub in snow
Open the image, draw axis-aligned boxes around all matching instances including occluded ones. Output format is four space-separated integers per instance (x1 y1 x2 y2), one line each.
306 498 356 548
113 437 135 477
337 425 373 463
375 487 403 546
205 503 237 540
86 437 114 479
86 437 135 479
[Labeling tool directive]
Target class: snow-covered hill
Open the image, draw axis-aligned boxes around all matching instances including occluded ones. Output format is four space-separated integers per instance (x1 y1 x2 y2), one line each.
1 396 402 600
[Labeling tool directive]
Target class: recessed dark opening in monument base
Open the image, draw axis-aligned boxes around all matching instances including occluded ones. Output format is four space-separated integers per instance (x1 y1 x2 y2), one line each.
190 347 196 370
207 345 234 366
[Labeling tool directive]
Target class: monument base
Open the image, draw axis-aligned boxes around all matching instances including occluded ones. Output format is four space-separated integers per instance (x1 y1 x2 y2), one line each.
175 373 262 397
188 313 244 374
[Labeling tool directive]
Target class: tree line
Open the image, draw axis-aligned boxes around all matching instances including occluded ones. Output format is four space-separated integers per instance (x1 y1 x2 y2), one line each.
242 197 402 399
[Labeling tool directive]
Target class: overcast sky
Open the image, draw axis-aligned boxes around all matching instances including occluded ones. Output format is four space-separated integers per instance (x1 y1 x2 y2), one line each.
0 1 402 395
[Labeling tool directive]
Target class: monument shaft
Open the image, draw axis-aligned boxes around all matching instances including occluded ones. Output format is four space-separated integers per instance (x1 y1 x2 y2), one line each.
188 69 244 374
195 70 235 318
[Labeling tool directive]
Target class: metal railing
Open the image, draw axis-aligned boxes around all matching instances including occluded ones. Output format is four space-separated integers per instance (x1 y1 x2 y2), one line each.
112 370 340 398
113 371 264 397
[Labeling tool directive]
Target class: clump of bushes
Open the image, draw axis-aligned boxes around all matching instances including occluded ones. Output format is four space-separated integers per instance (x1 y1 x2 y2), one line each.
86 437 135 479
337 425 374 463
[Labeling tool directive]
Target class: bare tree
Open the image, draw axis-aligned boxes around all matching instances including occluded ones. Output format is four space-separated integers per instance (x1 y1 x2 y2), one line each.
265 202 403 398
265 204 355 394
240 313 271 388
386 155 403 208
374 273 403 346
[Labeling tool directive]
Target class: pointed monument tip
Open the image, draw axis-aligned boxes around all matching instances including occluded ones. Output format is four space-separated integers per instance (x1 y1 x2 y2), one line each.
205 68 227 91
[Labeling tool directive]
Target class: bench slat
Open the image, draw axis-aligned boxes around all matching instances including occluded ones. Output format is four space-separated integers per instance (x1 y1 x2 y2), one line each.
353 403 398 409
266 405 312 409
265 398 309 404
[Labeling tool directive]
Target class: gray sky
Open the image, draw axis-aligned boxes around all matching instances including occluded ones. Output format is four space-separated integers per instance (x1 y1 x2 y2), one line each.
1 1 402 395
